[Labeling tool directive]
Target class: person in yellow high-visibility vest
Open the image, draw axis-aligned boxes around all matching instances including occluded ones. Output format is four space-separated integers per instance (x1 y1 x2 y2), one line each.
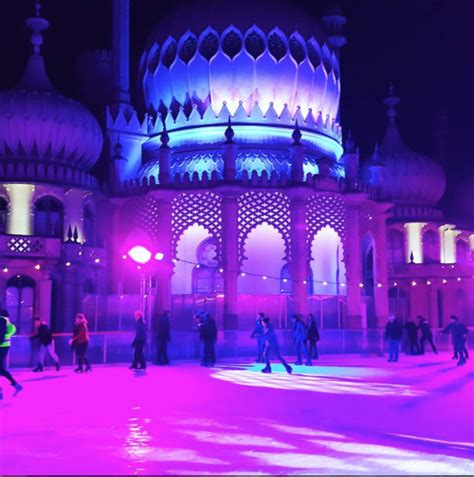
0 309 23 396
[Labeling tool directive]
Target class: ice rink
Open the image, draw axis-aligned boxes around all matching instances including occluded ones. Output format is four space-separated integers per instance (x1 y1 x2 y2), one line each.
1 353 473 475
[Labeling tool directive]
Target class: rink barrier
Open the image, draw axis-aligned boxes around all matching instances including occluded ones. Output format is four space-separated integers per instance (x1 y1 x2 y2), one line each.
6 328 473 368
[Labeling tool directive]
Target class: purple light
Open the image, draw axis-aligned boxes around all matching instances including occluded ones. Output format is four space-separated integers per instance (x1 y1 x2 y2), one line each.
128 245 152 264
155 252 164 261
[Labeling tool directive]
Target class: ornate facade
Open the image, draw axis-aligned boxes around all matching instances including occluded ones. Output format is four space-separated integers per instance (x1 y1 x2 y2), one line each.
0 0 472 336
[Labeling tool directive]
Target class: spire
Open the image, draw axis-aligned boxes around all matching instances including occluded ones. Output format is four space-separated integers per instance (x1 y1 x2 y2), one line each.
380 83 409 155
344 130 356 153
16 0 54 92
291 119 302 146
224 116 235 144
160 117 170 149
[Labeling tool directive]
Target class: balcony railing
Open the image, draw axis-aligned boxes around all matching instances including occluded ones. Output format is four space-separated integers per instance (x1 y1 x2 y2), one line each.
0 235 61 258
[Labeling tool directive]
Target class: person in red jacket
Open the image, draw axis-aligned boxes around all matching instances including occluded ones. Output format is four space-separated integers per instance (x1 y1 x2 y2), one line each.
69 314 91 373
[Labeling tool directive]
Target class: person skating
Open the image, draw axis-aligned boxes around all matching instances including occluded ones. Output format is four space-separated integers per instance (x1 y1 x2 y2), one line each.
198 313 217 367
292 314 312 366
130 310 147 370
250 312 265 363
403 319 419 355
261 317 292 374
385 314 403 362
69 314 91 373
418 315 438 355
156 310 171 365
307 313 320 359
443 315 469 366
30 317 60 372
0 309 23 396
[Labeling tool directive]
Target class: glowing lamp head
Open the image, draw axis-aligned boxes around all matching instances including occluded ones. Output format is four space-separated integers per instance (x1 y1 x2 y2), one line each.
128 246 152 264
154 252 164 261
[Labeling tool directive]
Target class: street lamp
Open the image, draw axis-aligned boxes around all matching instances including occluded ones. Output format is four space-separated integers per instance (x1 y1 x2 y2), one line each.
125 245 165 326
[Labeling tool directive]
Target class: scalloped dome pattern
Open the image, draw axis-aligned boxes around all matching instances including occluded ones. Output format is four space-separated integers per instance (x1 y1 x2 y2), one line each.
0 88 103 170
141 25 340 124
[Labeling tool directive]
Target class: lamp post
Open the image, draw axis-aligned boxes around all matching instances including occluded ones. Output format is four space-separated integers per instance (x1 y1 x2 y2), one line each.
124 245 164 325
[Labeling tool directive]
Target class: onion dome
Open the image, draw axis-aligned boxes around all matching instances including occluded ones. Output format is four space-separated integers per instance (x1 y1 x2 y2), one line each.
0 2 103 173
363 86 446 208
139 0 342 140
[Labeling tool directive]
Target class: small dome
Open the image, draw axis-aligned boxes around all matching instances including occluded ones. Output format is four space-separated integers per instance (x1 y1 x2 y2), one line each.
0 10 103 171
362 89 446 207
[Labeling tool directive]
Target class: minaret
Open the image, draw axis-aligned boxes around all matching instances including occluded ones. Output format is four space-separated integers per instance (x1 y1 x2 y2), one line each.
111 0 131 113
321 5 347 54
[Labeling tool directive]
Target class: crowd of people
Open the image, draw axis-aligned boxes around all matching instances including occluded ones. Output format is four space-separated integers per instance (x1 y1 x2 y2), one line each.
0 308 470 398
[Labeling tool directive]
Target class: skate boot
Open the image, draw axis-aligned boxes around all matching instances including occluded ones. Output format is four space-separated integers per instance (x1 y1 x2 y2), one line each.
305 360 312 366
284 364 293 375
261 365 272 374
55 362 61 371
294 361 303 365
74 367 83 373
84 365 92 372
33 364 43 372
13 383 23 397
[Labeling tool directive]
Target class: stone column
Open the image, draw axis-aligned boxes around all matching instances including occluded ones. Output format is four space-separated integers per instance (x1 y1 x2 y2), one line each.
374 208 390 327
221 191 240 329
38 271 53 324
154 197 173 316
344 202 362 328
289 192 309 317
112 0 130 109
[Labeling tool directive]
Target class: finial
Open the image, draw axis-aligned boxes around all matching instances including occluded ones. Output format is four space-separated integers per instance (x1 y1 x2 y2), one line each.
224 116 235 144
383 82 400 125
25 0 49 56
160 116 170 148
371 142 381 165
292 119 302 145
345 129 356 153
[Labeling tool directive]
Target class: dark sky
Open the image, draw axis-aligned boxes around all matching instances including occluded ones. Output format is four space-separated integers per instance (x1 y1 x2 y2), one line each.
1 0 473 210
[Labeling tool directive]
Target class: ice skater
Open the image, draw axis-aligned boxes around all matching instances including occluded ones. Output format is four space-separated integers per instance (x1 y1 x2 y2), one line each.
69 314 91 373
130 310 147 370
403 319 419 355
306 313 320 359
0 309 23 396
30 317 60 372
198 313 217 367
443 315 469 366
261 317 292 374
292 314 311 366
250 312 265 363
156 310 171 365
418 315 438 355
385 313 403 362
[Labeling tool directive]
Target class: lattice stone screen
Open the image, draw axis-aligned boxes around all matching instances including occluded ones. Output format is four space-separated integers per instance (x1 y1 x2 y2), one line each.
238 191 291 263
172 192 222 258
121 195 160 243
306 194 346 259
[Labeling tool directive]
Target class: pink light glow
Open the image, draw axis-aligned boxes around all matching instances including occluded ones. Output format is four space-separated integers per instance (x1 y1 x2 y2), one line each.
128 245 152 264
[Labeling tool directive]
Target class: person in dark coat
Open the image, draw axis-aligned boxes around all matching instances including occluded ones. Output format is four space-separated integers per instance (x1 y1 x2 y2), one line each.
30 317 60 372
418 315 438 355
250 312 265 363
130 311 147 370
307 313 320 359
443 315 469 366
198 313 217 367
69 314 91 373
292 314 311 366
385 314 403 362
403 319 419 355
261 317 292 374
156 310 171 365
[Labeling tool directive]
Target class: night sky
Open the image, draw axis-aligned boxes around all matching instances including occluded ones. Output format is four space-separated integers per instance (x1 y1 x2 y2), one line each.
1 0 472 213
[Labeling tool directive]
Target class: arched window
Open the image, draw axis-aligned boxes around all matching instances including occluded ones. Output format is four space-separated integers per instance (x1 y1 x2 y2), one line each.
0 197 8 234
34 196 63 238
6 275 35 334
192 237 223 294
422 229 440 264
387 229 405 265
456 239 470 264
83 205 95 246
